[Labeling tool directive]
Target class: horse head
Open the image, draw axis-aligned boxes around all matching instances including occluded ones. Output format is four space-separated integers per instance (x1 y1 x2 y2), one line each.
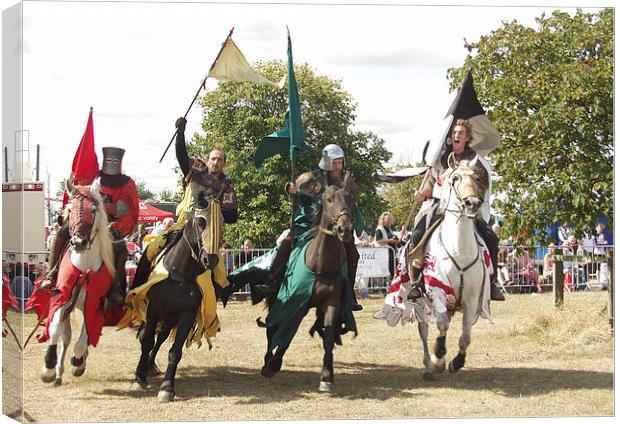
445 153 483 218
65 178 100 252
319 181 354 244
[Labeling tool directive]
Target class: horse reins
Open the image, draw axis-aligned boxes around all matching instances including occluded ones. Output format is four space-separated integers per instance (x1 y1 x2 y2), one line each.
70 191 100 249
319 209 352 237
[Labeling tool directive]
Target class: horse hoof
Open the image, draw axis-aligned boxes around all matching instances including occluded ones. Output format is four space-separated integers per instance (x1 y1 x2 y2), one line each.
157 390 175 403
318 381 334 393
41 368 56 383
72 365 86 377
423 371 434 381
54 377 62 386
131 381 150 391
261 366 276 378
448 361 459 374
430 355 446 373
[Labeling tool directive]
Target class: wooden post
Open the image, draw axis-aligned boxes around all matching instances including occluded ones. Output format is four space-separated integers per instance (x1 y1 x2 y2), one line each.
607 248 613 331
553 248 564 308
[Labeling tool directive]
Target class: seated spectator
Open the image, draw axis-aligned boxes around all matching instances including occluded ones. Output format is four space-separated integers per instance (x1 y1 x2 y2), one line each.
593 223 610 256
507 248 540 293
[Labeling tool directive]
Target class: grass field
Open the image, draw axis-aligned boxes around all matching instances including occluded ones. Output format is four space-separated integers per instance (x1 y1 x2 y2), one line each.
2 290 614 421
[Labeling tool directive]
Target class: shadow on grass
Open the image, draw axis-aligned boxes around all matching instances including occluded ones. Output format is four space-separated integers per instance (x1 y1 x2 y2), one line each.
96 361 613 403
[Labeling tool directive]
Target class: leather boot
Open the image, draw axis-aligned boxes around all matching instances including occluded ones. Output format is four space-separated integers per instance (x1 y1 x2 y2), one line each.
254 235 293 296
41 227 69 289
344 239 362 311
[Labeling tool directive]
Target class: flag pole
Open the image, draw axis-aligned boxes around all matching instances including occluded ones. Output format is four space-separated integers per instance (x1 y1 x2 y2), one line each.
159 27 235 163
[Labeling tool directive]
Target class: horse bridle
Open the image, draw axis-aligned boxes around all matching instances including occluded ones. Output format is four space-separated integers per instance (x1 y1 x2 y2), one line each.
182 209 207 262
319 208 352 237
441 167 480 220
69 191 99 250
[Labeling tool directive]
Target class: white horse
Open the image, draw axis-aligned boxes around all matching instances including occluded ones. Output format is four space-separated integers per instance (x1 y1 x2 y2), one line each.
414 153 492 380
41 179 115 385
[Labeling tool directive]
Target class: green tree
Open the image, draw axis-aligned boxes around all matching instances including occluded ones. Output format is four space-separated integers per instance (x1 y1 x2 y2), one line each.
186 60 391 247
448 8 613 244
158 188 182 203
135 180 156 202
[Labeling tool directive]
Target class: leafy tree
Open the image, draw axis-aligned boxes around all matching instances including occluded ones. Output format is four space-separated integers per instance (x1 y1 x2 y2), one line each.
186 60 391 247
448 8 613 244
158 188 182 203
135 180 156 202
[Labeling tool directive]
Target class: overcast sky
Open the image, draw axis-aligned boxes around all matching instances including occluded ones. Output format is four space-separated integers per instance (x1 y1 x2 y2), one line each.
1 0 611 198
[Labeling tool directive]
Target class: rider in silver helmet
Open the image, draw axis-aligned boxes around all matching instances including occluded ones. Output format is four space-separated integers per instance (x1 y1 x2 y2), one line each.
256 143 365 311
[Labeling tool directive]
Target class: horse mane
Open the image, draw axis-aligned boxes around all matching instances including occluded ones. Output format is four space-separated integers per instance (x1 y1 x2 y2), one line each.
90 179 116 275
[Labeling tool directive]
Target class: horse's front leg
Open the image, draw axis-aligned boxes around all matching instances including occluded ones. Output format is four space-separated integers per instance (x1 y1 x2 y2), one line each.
429 288 451 373
261 325 285 378
41 304 69 383
413 300 433 380
132 306 157 392
157 309 195 403
55 315 72 386
147 320 174 377
318 304 339 394
71 290 89 377
449 302 474 373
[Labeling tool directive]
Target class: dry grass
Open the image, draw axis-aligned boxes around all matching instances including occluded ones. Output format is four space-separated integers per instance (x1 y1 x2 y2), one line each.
2 290 614 421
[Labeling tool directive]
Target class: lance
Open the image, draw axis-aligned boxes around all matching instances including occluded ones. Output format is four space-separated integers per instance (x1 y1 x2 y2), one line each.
401 140 432 233
23 310 47 349
159 27 235 163
3 316 22 351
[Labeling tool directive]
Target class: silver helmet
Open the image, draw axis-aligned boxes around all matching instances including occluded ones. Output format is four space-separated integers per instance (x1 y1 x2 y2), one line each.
318 144 345 171
101 147 125 175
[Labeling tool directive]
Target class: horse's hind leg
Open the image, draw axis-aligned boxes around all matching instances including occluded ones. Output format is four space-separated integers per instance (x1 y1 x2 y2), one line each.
71 291 89 377
147 320 173 377
133 307 157 391
318 304 339 394
158 311 195 403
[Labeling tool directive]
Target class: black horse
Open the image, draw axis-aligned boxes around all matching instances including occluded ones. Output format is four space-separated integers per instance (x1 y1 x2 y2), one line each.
258 177 357 393
130 198 222 402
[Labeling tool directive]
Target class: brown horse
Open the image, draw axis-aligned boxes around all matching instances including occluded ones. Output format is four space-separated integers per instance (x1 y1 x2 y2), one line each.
260 176 357 393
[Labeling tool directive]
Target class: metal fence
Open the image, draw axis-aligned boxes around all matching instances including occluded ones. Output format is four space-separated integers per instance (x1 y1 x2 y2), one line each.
3 244 612 302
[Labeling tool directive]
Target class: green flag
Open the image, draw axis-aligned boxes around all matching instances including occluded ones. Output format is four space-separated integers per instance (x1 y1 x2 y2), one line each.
253 30 308 171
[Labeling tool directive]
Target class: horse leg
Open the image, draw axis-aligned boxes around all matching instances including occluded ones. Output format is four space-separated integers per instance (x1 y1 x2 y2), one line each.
71 291 89 377
41 306 67 383
133 306 157 391
430 311 450 373
449 307 474 373
318 304 338 394
157 311 194 403
147 320 173 377
417 320 433 380
261 326 285 378
54 316 72 386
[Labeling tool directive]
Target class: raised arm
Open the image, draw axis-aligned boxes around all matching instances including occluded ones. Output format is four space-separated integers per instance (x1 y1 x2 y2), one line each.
175 117 190 177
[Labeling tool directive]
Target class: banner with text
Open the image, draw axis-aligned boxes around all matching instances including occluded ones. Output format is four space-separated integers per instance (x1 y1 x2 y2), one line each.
355 247 390 278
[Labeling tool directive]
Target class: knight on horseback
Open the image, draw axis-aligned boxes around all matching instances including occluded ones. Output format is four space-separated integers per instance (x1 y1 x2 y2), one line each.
409 119 504 301
255 144 365 311
41 147 139 305
132 116 238 285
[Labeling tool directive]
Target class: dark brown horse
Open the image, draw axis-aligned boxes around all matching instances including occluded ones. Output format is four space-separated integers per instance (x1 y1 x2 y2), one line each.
260 176 357 393
129 189 224 402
